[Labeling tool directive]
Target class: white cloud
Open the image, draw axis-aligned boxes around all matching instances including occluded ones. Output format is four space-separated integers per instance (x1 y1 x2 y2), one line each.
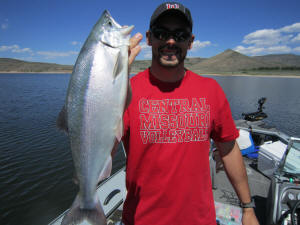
37 51 78 58
291 33 300 43
294 46 300 52
1 23 8 30
70 41 81 46
266 45 291 53
0 45 16 51
12 47 32 53
0 44 32 53
236 22 300 55
140 42 152 59
235 45 292 55
234 45 265 55
0 43 79 63
191 40 211 52
140 41 150 50
1 19 8 30
242 29 292 46
280 23 300 33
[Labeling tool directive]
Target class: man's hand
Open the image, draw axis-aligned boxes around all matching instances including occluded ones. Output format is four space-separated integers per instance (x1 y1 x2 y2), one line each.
129 33 143 66
242 208 260 225
215 140 260 225
126 33 143 108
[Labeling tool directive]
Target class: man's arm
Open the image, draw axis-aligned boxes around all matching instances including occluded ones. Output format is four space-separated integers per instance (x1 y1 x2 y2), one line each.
215 140 260 225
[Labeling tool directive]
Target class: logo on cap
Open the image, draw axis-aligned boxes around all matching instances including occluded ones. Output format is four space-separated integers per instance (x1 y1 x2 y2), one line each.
166 3 179 9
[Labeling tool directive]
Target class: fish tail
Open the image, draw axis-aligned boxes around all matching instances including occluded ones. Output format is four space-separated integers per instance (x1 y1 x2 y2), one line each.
61 195 106 225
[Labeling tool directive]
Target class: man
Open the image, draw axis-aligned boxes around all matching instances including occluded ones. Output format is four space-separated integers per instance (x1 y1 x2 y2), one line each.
125 2 259 225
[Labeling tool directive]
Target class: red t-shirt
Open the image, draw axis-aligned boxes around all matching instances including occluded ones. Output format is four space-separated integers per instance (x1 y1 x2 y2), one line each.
122 69 239 225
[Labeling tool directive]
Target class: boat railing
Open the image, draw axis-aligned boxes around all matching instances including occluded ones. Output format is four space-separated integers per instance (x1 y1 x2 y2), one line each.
236 126 290 144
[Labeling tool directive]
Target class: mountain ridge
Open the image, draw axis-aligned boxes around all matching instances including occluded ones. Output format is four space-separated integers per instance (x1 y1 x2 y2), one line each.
1 50 300 75
0 58 73 73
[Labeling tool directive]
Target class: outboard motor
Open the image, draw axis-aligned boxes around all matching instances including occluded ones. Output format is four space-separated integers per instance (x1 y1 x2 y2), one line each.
242 97 268 121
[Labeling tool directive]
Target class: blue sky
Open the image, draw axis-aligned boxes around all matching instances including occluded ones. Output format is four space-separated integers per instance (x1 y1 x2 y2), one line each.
1 0 300 65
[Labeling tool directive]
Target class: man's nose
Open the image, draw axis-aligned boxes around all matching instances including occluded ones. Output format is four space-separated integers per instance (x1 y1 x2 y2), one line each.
166 36 176 45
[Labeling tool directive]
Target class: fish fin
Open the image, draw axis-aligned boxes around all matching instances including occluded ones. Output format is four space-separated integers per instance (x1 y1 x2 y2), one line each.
112 50 121 79
56 105 68 133
72 172 79 185
61 195 106 225
97 155 112 183
115 118 123 142
124 85 132 109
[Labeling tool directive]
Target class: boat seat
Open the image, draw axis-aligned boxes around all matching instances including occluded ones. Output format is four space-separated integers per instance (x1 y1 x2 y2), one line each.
237 129 259 158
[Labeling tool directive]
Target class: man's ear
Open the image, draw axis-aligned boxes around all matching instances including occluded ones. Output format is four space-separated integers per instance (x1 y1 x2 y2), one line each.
146 31 152 46
188 34 195 50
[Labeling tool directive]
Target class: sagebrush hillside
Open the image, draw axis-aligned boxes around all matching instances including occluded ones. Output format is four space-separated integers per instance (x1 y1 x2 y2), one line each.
1 50 300 75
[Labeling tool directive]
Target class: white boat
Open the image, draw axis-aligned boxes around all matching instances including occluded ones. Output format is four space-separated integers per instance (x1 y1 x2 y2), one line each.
49 98 300 225
219 98 300 225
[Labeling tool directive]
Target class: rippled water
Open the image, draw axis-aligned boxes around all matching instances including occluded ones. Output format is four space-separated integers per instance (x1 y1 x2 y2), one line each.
0 73 125 225
0 73 299 225
212 75 300 137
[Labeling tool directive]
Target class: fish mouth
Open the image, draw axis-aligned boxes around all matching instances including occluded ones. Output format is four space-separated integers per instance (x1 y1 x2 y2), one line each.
103 10 122 29
102 10 134 34
121 25 134 36
97 10 134 48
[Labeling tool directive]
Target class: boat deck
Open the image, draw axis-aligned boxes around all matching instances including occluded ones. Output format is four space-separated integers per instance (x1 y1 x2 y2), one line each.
213 157 270 225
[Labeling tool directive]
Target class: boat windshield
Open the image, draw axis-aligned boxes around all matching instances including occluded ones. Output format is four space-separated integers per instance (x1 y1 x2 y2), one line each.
281 138 300 178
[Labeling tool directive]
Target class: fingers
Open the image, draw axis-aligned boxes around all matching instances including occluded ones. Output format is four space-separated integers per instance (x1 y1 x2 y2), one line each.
130 33 143 50
129 33 143 66
129 45 142 66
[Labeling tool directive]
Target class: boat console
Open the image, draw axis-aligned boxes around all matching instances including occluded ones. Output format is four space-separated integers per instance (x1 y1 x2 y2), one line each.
237 99 300 225
266 138 300 225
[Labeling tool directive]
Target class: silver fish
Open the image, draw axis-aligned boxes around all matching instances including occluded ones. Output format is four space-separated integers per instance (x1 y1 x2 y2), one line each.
57 10 133 225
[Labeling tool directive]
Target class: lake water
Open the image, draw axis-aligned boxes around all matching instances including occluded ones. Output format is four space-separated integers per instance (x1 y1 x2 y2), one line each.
0 73 299 225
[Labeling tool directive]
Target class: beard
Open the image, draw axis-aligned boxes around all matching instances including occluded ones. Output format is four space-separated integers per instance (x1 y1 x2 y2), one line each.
153 44 187 68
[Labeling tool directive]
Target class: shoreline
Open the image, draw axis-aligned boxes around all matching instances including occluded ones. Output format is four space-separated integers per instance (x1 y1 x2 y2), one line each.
131 70 300 78
0 71 71 74
199 73 300 79
1 71 299 78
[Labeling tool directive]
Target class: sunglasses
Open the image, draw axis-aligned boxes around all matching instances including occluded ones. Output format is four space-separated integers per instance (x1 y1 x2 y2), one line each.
150 27 191 42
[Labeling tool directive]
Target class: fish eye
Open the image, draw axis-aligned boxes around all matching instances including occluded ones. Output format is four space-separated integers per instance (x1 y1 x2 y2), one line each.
108 21 112 26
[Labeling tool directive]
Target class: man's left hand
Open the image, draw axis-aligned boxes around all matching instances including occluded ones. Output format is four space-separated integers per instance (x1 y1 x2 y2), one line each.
129 33 143 66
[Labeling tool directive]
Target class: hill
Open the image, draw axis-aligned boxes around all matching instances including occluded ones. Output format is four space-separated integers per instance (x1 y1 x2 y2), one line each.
130 60 151 73
253 54 300 67
130 57 206 73
0 58 73 73
189 49 281 73
1 51 299 75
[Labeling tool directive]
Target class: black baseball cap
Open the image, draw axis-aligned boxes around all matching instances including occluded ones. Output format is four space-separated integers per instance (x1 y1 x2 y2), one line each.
150 2 193 30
